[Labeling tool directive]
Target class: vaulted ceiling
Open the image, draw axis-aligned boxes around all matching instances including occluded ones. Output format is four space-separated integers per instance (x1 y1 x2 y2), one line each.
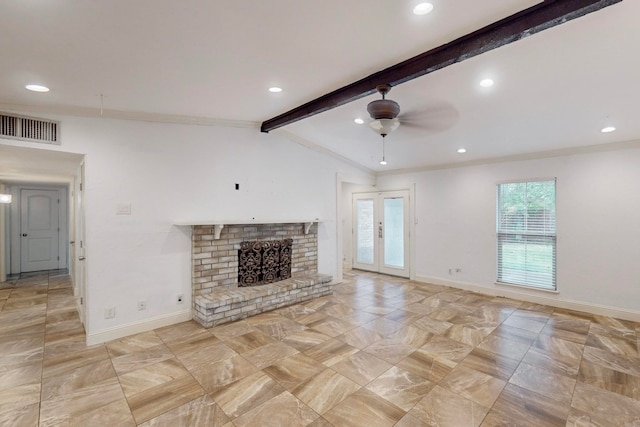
1 0 638 173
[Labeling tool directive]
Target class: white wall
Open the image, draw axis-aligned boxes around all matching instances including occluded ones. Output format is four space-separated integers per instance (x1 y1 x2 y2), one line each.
1 114 372 343
377 146 640 318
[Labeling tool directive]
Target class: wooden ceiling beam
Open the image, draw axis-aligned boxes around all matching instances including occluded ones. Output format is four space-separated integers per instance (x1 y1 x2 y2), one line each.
261 0 621 133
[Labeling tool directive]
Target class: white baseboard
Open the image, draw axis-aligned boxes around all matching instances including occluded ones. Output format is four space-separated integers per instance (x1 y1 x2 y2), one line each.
414 275 640 323
86 310 193 346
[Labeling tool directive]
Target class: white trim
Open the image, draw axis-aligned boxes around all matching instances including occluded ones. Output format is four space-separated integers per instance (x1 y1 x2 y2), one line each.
86 309 192 346
0 184 6 283
496 177 557 185
336 173 377 285
336 174 343 284
414 275 640 323
174 219 321 226
0 103 258 129
3 104 640 176
495 281 559 294
409 183 416 281
377 139 640 177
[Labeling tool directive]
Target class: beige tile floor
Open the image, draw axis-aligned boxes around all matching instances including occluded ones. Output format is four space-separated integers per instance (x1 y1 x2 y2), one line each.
1 270 640 426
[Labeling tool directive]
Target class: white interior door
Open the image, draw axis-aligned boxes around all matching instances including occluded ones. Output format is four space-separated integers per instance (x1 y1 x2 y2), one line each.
353 190 410 277
20 189 61 272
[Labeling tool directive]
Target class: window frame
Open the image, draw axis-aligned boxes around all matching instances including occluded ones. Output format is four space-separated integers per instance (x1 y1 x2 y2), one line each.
495 178 557 291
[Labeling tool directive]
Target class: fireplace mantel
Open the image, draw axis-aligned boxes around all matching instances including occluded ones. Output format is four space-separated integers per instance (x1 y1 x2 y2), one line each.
175 219 320 239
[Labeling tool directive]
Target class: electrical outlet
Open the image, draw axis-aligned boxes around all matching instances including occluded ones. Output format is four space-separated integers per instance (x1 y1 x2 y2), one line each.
104 307 116 319
177 294 184 304
138 301 147 311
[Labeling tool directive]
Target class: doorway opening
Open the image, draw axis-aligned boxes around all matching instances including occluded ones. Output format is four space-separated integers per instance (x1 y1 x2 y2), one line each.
0 143 85 325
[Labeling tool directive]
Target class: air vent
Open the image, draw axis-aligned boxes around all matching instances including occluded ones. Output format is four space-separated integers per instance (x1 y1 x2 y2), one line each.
0 112 60 144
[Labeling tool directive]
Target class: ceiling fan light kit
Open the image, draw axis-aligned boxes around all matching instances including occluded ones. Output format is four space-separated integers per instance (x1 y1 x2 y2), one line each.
367 84 401 137
369 118 400 136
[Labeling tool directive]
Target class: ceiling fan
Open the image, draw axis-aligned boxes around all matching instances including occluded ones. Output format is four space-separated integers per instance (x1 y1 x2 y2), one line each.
366 83 460 165
366 84 457 137
366 84 400 166
367 84 401 138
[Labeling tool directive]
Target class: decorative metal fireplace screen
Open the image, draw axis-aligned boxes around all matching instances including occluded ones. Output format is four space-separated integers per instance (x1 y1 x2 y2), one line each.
238 239 293 287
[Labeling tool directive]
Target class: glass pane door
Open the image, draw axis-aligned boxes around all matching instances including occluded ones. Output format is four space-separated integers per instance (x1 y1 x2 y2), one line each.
355 198 375 265
383 197 404 268
352 191 410 277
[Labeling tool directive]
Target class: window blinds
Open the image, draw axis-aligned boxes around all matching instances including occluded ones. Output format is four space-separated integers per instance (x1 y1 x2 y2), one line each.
497 180 556 290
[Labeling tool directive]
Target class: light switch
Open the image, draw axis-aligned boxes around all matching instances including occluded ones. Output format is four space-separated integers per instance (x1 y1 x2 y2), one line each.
116 203 132 215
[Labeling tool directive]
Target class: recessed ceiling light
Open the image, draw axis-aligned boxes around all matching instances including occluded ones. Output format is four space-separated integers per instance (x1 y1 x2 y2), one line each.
457 148 467 154
379 160 387 165
268 87 283 93
25 84 50 92
354 118 364 125
479 79 494 88
413 2 434 15
601 126 616 133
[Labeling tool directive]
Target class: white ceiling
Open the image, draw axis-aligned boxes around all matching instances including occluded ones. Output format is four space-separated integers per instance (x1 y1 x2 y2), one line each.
1 0 638 173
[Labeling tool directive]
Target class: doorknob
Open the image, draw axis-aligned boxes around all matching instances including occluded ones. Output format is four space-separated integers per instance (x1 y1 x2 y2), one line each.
78 256 86 261
22 233 28 237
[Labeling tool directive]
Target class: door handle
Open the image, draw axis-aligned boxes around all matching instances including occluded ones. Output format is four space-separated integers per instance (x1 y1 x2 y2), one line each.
22 233 28 237
378 225 383 238
78 256 86 261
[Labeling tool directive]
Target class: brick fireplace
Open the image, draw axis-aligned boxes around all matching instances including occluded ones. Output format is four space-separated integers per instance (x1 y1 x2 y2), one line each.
192 223 318 297
187 221 332 327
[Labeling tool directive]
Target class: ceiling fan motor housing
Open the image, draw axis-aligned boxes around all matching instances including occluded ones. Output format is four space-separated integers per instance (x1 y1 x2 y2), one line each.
367 99 400 120
368 84 400 120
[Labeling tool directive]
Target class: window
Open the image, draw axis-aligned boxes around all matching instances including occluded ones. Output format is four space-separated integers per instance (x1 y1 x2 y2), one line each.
497 179 556 290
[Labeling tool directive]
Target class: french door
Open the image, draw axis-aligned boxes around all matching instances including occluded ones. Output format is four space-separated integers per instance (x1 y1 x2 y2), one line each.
353 190 410 277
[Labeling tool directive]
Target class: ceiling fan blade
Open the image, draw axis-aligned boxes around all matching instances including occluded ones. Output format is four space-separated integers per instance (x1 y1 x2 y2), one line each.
399 103 460 133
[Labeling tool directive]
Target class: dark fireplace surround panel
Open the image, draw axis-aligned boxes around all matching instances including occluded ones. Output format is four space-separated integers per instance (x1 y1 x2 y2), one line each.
238 239 293 286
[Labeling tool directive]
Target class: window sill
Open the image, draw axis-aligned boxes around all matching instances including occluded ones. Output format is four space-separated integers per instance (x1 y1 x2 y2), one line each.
494 281 559 294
